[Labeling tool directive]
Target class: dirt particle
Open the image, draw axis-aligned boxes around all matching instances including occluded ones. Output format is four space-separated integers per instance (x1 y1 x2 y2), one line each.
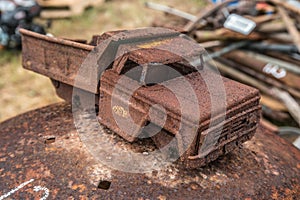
190 182 200 190
157 195 167 200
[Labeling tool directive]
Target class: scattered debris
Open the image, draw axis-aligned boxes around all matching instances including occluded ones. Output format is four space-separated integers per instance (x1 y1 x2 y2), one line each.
147 0 300 147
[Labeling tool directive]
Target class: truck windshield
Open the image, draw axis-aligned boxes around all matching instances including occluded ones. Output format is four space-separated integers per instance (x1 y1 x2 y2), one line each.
120 59 200 86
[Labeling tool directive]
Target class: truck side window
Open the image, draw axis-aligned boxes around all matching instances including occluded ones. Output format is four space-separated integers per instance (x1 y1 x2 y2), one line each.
121 59 200 86
120 60 143 82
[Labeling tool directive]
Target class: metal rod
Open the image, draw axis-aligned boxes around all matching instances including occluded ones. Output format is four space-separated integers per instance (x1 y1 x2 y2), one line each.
271 87 300 127
246 43 298 54
277 6 300 53
184 0 237 32
242 50 300 75
145 2 197 22
209 59 300 126
215 56 300 99
223 50 300 90
270 0 300 16
206 41 250 61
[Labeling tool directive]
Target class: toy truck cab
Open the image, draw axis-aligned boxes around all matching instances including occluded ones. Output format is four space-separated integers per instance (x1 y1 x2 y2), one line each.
93 30 205 142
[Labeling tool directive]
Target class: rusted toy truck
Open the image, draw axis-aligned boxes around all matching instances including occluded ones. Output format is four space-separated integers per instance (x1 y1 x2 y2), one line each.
20 28 261 168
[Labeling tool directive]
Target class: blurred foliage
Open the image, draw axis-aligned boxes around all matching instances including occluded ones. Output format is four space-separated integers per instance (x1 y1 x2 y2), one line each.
0 51 20 66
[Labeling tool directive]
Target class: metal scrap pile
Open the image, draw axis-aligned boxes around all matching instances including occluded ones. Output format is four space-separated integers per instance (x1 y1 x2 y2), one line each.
147 0 300 145
0 0 45 49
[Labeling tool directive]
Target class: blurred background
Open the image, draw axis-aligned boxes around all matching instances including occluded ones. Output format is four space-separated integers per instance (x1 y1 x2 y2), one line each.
0 0 204 122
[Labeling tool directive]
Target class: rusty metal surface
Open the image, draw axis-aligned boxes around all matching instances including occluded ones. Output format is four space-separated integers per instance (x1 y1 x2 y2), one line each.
20 28 204 94
20 29 93 91
0 102 299 199
99 68 261 167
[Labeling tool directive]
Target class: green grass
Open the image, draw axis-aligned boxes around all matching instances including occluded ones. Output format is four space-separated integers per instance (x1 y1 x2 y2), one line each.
0 50 20 66
0 50 61 122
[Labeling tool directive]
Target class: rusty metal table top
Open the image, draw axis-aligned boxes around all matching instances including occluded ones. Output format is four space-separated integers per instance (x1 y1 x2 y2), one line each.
0 103 299 199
